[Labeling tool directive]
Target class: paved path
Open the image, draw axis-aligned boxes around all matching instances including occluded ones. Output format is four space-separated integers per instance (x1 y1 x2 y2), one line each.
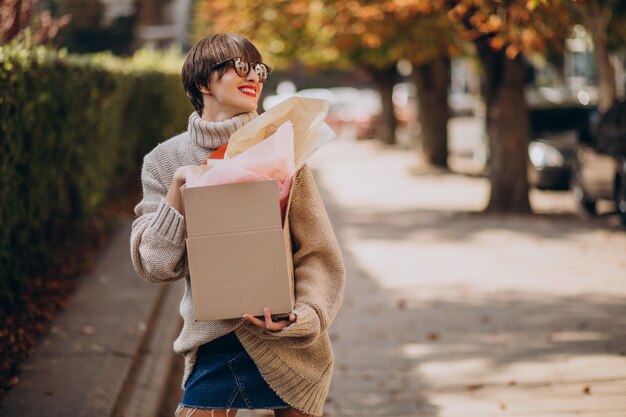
300 135 626 417
0 220 184 417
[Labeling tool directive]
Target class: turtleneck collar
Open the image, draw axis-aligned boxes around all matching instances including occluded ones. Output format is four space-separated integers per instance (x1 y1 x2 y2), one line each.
188 111 257 149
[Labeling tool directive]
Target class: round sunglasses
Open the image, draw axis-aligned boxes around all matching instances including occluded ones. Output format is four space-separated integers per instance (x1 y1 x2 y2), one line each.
212 57 271 82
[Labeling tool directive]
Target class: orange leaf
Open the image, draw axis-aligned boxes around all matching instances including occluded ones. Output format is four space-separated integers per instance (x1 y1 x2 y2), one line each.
489 36 505 50
505 44 520 59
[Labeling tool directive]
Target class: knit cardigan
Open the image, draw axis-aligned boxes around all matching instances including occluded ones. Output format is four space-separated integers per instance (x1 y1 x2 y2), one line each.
130 111 345 416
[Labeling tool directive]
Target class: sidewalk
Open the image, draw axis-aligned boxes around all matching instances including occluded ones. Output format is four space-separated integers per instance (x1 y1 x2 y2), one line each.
0 221 185 417
2 129 626 417
308 135 626 417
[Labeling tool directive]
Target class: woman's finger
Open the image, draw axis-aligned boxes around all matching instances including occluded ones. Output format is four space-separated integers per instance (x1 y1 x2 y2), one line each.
264 308 286 331
243 309 294 331
243 312 283 330
242 314 266 328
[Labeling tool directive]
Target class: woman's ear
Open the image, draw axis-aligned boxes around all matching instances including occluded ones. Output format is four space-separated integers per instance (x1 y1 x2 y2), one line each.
198 84 211 95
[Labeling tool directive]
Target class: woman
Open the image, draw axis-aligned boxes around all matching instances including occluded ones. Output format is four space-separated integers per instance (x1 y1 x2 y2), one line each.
130 34 345 417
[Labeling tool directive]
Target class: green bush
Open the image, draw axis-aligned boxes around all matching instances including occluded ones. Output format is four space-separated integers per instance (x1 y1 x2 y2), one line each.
0 46 192 306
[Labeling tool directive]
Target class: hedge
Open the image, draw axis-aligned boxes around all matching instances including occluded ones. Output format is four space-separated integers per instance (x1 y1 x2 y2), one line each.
0 46 193 306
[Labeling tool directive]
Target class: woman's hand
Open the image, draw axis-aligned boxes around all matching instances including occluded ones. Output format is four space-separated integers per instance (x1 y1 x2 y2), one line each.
243 307 296 331
165 165 194 215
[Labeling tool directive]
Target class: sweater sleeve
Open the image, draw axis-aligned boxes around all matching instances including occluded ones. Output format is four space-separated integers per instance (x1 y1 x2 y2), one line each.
262 165 345 347
130 155 188 284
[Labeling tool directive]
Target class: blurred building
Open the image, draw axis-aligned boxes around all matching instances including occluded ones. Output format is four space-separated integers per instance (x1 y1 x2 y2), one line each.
57 0 190 54
134 0 191 50
564 25 597 91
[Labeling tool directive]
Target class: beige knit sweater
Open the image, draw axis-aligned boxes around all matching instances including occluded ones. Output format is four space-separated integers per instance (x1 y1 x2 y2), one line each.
130 111 345 416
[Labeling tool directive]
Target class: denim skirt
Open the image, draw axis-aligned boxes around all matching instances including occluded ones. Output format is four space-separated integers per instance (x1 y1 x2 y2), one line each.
179 332 289 410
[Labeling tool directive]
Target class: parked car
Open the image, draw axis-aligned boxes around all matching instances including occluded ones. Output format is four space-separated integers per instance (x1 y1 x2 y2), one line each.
527 104 595 190
570 100 626 226
528 133 576 190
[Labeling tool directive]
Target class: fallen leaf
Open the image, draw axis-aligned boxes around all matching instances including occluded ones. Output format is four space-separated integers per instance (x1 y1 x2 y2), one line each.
0 190 135 397
427 332 440 341
81 326 95 335
8 376 19 387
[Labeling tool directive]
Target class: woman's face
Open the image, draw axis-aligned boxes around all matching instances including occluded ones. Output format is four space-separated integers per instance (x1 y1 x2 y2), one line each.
207 63 263 117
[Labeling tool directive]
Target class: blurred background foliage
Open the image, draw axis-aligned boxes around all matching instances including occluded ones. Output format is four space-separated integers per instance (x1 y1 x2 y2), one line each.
0 41 190 393
0 43 190 307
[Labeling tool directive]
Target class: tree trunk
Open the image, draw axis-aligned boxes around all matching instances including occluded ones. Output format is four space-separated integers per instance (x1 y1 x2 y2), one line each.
367 65 398 145
475 38 531 213
412 56 450 168
1 0 30 43
580 3 616 113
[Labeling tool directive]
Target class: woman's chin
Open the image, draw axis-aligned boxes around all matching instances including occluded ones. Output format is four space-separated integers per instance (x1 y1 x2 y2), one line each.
237 102 259 113
222 98 259 116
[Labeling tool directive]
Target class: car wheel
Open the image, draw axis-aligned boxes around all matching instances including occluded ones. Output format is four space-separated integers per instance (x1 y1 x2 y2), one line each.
570 163 597 215
615 176 626 227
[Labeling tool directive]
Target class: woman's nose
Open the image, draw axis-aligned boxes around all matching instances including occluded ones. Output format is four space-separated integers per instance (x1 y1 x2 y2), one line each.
245 68 260 82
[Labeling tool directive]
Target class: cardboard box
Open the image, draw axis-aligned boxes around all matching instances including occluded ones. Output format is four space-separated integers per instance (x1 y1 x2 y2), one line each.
182 180 294 321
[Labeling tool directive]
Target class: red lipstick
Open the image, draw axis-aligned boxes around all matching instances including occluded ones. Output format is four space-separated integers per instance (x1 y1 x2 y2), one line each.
238 85 257 97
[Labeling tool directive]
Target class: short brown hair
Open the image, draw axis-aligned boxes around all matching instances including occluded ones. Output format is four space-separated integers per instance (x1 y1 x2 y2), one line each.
182 34 263 115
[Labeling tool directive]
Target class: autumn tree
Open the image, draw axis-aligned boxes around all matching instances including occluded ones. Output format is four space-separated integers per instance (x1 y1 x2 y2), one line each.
193 0 578 212
194 0 402 144
447 0 572 213
327 1 457 158
1 0 70 45
312 1 400 145
192 1 330 69
194 0 457 157
404 10 459 167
